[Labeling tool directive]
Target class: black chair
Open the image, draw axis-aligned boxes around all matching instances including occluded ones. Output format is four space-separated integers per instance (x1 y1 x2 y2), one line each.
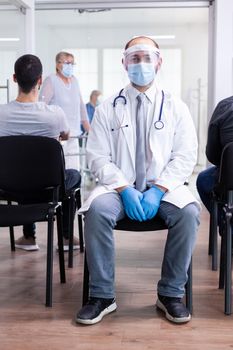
207 142 233 314
208 190 219 271
66 183 84 268
0 135 72 306
82 216 193 313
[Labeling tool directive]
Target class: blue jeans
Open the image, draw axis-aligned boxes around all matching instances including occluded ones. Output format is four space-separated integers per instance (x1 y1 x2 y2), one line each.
23 169 81 239
196 166 219 213
84 193 200 299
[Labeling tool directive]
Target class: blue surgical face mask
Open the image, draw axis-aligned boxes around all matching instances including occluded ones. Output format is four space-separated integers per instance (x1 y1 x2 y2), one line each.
61 63 74 78
127 62 156 86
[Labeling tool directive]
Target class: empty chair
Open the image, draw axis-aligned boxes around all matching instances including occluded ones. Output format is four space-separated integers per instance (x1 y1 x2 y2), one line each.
0 135 70 306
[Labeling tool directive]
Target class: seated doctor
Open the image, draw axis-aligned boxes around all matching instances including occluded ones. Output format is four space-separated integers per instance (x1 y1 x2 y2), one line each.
76 36 200 325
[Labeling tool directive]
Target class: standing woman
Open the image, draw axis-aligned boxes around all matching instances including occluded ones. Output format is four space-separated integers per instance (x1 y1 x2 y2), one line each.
40 51 90 169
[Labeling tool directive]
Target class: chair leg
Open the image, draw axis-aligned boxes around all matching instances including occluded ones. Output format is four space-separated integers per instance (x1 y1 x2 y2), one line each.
76 189 84 253
68 194 75 268
57 205 66 284
224 210 232 315
211 200 218 271
185 258 192 314
7 201 15 252
208 197 214 256
46 209 54 307
82 252 89 306
9 226 15 251
219 235 225 289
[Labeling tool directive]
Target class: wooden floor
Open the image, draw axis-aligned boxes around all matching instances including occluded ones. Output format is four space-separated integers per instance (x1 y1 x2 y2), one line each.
0 209 233 350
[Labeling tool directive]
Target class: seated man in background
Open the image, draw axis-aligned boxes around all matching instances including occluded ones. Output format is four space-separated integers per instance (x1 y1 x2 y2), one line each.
0 54 81 251
196 96 233 212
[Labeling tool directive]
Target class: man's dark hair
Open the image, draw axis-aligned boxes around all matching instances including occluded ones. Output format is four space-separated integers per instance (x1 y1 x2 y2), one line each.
14 54 42 93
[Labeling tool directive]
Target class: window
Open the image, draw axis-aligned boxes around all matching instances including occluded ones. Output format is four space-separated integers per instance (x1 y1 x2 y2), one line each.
0 51 17 103
157 48 182 97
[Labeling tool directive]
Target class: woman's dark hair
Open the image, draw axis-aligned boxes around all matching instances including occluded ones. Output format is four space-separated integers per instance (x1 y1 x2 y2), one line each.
14 54 42 93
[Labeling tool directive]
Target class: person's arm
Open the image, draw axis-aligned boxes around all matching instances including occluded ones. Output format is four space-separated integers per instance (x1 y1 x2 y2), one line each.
206 101 225 166
86 105 130 190
60 130 70 140
39 76 54 104
77 82 90 132
115 185 128 193
151 184 168 193
57 106 70 141
81 120 90 133
155 100 198 192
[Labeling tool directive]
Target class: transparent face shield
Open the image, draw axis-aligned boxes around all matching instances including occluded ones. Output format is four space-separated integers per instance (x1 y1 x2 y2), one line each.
123 44 160 68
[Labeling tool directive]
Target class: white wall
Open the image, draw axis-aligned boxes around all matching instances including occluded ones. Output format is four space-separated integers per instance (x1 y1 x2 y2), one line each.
35 8 208 165
35 9 208 101
211 0 233 110
0 7 208 165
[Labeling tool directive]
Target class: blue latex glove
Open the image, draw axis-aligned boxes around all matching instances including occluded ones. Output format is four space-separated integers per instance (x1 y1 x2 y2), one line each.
120 186 146 222
141 185 165 220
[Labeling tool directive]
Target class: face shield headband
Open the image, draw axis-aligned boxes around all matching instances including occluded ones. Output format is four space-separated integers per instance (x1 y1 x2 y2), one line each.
123 44 160 69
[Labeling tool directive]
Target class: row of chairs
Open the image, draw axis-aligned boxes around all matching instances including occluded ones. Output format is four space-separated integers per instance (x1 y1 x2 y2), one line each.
1 136 233 316
0 135 192 312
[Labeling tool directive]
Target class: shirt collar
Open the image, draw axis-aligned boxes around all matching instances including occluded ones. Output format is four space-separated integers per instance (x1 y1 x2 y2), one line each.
126 80 159 104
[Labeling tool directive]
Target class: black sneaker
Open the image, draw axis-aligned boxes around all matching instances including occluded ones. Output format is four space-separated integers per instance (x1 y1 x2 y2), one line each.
75 297 117 325
156 294 191 323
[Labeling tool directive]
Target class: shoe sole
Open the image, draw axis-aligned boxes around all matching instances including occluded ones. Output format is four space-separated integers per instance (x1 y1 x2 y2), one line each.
15 244 39 251
156 299 191 324
75 302 117 325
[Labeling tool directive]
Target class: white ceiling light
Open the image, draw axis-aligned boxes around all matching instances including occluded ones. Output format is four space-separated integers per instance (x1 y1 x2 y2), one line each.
0 38 20 42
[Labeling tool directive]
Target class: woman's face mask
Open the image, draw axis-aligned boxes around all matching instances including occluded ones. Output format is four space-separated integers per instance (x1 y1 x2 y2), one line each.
61 63 74 78
96 95 103 105
127 62 156 86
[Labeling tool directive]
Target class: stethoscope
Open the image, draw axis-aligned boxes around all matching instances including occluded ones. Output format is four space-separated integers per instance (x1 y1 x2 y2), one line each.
112 88 165 130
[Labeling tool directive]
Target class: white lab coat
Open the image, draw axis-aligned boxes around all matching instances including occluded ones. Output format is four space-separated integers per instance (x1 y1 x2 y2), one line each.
79 84 199 213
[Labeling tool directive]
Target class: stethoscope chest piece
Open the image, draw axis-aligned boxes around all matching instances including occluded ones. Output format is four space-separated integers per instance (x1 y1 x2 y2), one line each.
154 120 164 130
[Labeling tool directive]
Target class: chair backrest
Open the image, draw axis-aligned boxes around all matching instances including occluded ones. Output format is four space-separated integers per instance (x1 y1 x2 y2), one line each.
0 135 66 202
219 141 233 191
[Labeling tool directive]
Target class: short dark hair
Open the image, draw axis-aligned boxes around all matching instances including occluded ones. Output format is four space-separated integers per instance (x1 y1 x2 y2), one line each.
125 36 159 50
14 54 42 93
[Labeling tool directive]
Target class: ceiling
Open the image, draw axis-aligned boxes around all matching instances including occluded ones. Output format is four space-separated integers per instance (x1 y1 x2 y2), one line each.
0 0 212 10
35 7 208 28
0 0 209 29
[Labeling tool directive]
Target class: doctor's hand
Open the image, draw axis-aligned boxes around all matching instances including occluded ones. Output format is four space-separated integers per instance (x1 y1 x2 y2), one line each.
119 186 146 222
141 186 165 220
